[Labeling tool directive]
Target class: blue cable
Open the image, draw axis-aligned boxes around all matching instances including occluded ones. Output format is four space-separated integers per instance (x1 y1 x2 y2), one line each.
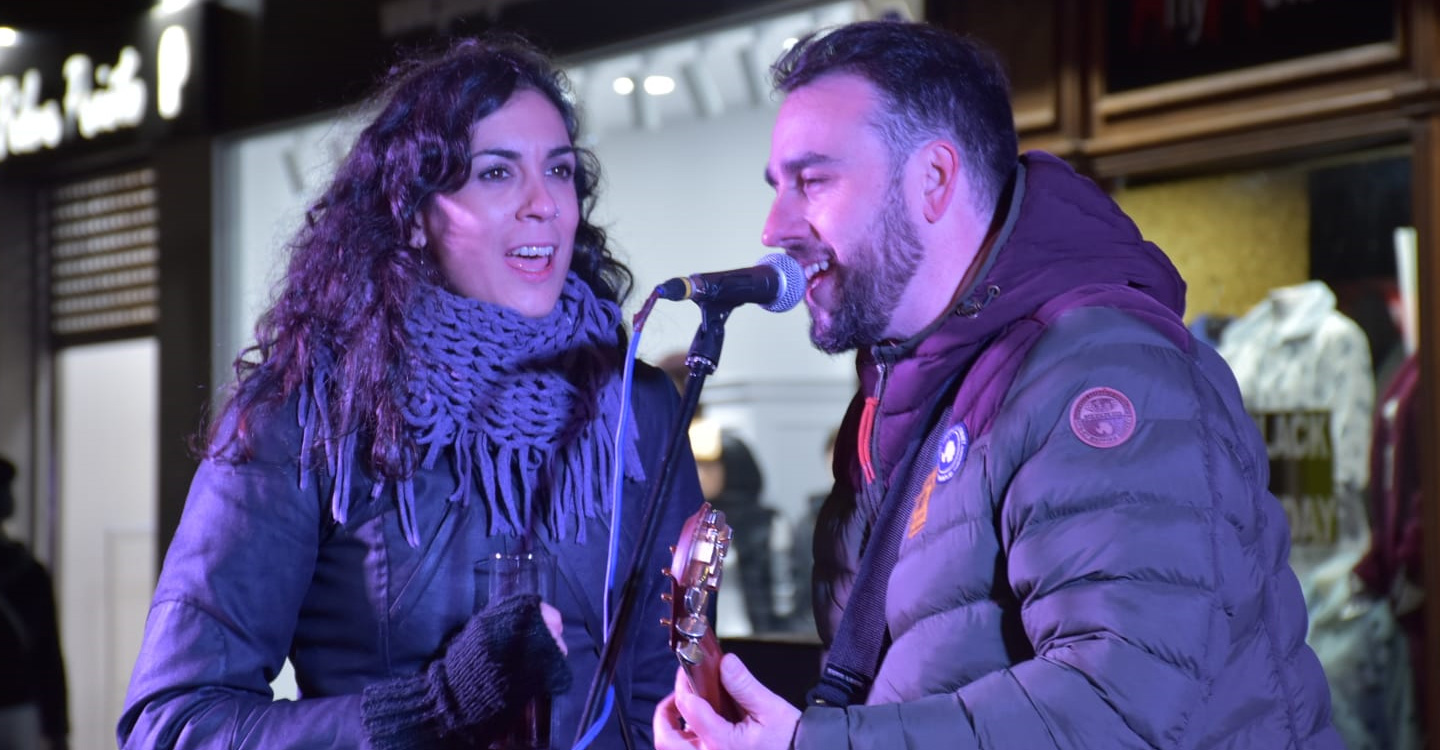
572 290 656 749
570 684 617 750
602 327 643 636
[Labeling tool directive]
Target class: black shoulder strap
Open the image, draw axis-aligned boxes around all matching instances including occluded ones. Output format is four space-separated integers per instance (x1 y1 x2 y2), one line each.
806 404 954 707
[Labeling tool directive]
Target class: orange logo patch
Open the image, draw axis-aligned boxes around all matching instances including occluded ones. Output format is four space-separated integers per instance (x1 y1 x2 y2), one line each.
908 468 938 538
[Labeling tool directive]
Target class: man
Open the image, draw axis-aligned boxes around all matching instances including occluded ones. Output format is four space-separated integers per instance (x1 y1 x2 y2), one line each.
0 457 71 750
654 19 1341 750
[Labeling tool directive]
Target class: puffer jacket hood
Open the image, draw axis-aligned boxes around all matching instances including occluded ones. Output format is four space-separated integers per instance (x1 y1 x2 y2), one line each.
856 152 1187 489
967 152 1184 327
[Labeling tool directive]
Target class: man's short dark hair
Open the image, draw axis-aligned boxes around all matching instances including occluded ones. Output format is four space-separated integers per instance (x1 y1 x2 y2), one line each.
0 456 14 488
771 20 1018 216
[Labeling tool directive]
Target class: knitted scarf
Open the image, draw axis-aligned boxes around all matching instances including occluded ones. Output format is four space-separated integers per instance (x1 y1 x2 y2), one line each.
299 273 645 547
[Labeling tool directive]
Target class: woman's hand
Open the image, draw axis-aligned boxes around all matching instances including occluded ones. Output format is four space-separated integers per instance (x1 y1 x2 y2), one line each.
539 601 566 655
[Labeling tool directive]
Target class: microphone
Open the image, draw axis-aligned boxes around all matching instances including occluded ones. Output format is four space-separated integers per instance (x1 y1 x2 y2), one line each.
657 253 806 313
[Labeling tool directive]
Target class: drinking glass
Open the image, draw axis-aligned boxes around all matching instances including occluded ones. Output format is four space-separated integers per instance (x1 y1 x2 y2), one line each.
481 551 554 750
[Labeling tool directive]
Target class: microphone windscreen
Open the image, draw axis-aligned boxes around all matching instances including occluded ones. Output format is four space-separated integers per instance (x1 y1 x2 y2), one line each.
759 253 805 313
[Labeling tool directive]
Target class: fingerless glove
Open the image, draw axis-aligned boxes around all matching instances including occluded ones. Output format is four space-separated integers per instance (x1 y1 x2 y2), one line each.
361 593 572 750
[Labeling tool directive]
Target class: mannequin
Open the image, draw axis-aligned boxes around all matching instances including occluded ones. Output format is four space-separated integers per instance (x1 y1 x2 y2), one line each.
1219 279 1418 750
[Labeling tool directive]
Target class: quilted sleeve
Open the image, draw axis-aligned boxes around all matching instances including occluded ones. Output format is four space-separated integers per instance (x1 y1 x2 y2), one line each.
116 403 370 749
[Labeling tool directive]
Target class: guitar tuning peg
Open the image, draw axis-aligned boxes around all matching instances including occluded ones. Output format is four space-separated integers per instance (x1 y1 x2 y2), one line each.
661 567 672 578
669 545 677 554
659 617 672 628
660 592 673 603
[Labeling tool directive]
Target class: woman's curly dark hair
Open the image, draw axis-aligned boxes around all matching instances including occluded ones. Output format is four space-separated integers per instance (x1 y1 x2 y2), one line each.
211 34 632 479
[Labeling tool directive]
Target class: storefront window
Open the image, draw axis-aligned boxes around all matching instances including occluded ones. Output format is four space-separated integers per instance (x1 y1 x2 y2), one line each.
1115 147 1426 749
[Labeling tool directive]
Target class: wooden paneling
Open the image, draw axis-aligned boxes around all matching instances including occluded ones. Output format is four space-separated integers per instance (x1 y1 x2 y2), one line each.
1089 108 1415 181
930 0 1084 157
1086 1 1417 166
1412 104 1440 749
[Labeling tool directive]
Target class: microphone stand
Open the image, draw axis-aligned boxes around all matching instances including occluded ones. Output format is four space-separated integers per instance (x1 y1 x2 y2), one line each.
573 300 736 747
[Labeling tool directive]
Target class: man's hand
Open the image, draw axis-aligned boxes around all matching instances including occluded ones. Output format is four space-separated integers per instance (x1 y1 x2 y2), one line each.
654 653 801 750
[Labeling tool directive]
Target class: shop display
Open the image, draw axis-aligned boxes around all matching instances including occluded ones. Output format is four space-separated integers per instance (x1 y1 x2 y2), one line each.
1218 279 1420 750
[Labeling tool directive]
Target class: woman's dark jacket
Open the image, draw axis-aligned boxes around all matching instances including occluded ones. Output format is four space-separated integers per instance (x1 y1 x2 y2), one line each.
117 364 700 749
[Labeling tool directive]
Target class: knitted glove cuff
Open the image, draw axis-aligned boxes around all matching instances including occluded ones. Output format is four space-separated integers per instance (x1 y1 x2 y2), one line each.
361 673 447 750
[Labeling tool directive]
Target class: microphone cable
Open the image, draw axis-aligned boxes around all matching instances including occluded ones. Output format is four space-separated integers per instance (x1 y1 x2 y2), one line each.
573 287 660 750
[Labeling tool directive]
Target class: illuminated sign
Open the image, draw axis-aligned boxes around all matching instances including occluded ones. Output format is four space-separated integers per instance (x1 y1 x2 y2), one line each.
0 25 193 162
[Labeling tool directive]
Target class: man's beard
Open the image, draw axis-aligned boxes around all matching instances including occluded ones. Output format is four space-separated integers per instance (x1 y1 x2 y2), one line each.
809 195 924 354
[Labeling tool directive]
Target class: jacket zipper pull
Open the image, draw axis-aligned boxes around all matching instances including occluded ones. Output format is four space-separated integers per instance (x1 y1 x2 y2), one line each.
857 360 888 486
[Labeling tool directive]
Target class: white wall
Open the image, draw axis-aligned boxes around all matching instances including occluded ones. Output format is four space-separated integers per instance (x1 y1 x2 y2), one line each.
56 338 157 750
588 105 853 522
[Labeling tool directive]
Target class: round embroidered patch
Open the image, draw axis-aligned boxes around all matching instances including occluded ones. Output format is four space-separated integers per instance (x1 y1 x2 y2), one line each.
1069 387 1137 449
936 422 969 483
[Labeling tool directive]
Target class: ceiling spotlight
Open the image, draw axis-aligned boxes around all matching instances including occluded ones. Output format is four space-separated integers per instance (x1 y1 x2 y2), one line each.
643 75 676 96
613 77 635 95
0 28 17 47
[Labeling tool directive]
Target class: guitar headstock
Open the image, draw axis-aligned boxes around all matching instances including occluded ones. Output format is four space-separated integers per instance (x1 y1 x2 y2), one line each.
664 502 730 658
661 501 740 720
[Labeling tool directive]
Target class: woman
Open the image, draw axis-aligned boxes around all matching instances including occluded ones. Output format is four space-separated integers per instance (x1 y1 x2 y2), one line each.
118 35 701 749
